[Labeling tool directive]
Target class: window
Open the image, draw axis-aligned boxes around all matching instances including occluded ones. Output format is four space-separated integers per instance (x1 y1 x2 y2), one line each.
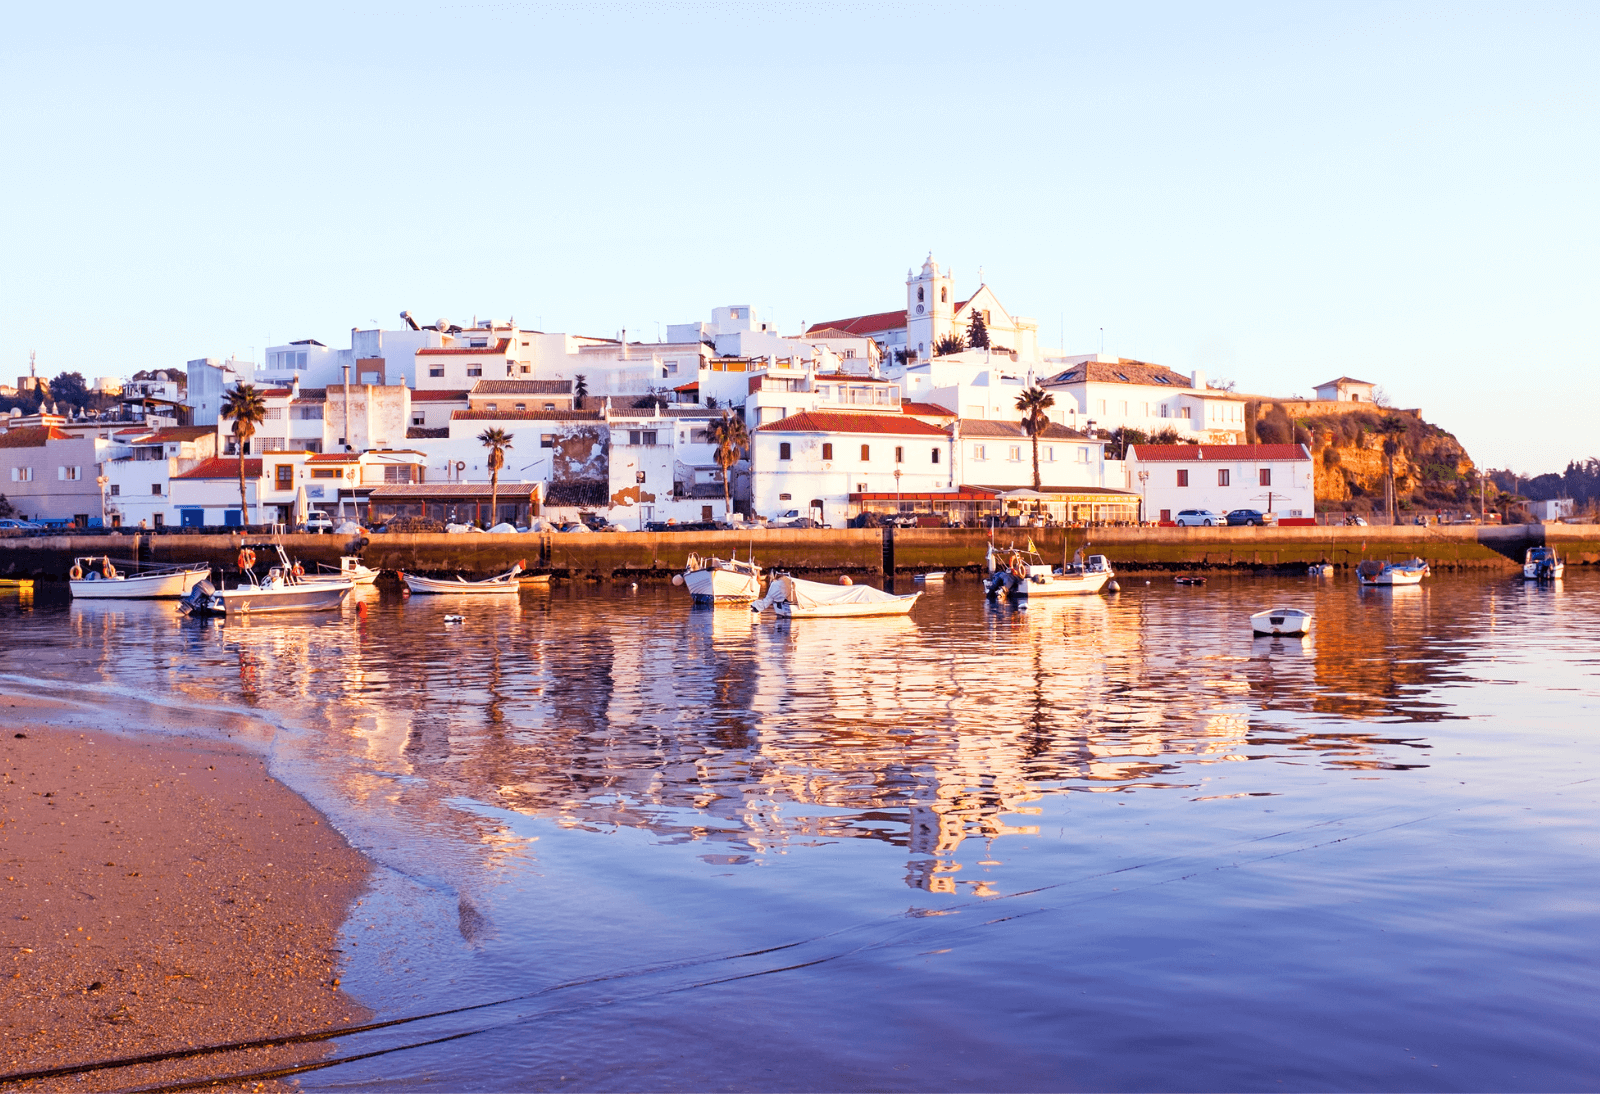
917 287 925 302
931 448 940 464
940 286 948 303
412 414 425 426
276 465 294 487
629 430 641 445
642 430 657 445
779 442 791 460
895 446 904 463
1217 469 1230 486
10 467 30 482
260 438 284 452
860 444 870 461
515 403 526 411
1098 400 1107 415
467 367 483 377
429 366 445 378
150 483 162 495
702 505 714 521
1120 401 1128 416
59 466 81 481
521 364 531 374
470 339 488 348
312 468 340 479
485 403 498 412
1078 447 1090 463
540 434 555 449
821 443 833 460
109 483 120 496
1260 468 1272 487
779 493 791 501
265 408 283 420
1177 469 1189 487
543 403 555 411
857 483 867 492
383 465 414 484
664 360 679 375
295 406 323 420
973 444 987 461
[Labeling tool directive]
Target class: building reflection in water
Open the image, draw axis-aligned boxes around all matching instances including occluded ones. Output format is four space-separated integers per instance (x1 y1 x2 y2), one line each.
34 577 1470 896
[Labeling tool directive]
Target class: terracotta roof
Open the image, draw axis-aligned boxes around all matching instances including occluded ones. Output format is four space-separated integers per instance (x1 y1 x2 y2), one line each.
673 382 700 392
609 407 715 419
958 419 1091 440
416 338 512 356
0 426 72 447
451 409 604 421
367 482 540 498
814 371 893 382
1042 359 1198 389
1128 444 1309 461
901 401 956 418
804 327 864 340
258 387 293 398
470 379 572 395
1315 376 1377 387
136 426 214 443
804 309 907 337
306 453 360 463
174 457 263 479
756 411 948 437
410 389 471 402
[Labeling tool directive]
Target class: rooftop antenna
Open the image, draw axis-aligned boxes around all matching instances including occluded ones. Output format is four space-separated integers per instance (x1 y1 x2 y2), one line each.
29 350 36 379
1100 327 1104 355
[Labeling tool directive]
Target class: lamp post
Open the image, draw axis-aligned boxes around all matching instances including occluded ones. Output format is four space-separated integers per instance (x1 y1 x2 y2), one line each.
637 470 646 532
894 467 902 515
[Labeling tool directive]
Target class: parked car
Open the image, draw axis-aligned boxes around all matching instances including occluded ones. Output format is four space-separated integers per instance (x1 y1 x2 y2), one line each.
1226 509 1269 526
0 519 42 531
302 510 334 533
1174 509 1221 527
1343 514 1369 527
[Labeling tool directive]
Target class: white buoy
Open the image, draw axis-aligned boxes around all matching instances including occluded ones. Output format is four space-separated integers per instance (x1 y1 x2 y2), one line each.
839 575 853 585
630 582 638 591
671 574 684 586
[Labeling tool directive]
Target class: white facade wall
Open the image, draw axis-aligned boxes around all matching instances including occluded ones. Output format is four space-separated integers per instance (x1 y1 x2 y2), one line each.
751 428 951 524
1128 450 1315 521
954 434 1106 491
187 358 255 427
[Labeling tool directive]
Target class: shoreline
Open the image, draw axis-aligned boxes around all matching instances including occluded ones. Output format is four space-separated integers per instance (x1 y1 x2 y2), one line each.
0 708 372 1092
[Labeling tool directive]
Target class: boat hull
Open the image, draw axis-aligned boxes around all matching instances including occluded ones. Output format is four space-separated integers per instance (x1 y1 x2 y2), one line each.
401 572 521 595
774 592 921 619
685 566 761 602
1251 608 1313 636
1013 571 1111 596
189 583 353 616
71 566 211 600
1358 570 1424 586
1523 563 1565 580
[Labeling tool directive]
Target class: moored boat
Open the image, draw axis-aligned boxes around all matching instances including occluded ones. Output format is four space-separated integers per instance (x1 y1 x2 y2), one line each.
1307 562 1334 577
1522 547 1564 581
679 552 762 603
299 555 380 586
180 544 352 616
1251 607 1313 636
401 561 524 595
1356 558 1429 586
751 574 920 618
70 556 211 600
984 543 1113 600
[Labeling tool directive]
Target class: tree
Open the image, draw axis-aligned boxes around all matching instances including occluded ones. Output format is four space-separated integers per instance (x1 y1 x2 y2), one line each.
1374 415 1409 525
477 427 513 527
967 310 989 349
220 384 267 526
1014 386 1056 491
1109 426 1149 460
49 372 90 411
574 374 588 409
0 495 16 519
706 410 750 520
1151 425 1183 445
934 332 966 357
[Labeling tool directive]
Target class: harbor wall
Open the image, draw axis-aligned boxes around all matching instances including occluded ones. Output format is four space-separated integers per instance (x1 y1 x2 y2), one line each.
4 525 1599 582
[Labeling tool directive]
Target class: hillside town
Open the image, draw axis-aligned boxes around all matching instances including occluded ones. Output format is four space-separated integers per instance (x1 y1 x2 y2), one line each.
0 254 1494 532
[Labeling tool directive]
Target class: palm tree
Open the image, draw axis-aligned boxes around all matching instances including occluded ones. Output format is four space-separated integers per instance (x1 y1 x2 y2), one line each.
1374 416 1409 525
1014 385 1056 491
221 384 267 527
477 427 513 527
706 410 750 520
574 374 588 409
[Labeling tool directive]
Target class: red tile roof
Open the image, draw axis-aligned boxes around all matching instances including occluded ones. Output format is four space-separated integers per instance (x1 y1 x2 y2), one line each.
814 371 893 382
451 409 604 421
804 309 906 337
136 426 215 443
259 387 293 397
1129 444 1309 461
673 382 700 393
756 411 949 437
416 338 511 356
174 457 263 479
901 401 956 417
306 453 359 463
0 426 72 447
410 389 471 402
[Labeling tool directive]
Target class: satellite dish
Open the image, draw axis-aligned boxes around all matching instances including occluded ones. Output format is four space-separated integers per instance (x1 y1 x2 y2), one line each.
435 318 450 332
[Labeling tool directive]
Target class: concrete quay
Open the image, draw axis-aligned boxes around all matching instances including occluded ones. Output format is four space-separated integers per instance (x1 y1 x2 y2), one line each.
2 524 1597 582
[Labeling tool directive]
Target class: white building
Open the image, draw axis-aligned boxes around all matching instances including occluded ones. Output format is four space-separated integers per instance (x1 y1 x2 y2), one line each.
186 357 255 427
1040 357 1247 443
1312 376 1378 403
751 410 955 525
1126 443 1314 523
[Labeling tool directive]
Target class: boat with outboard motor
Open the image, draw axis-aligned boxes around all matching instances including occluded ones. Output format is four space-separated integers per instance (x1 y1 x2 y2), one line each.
678 552 762 603
401 561 524 595
180 544 353 616
70 555 211 600
298 555 380 586
984 542 1113 601
1356 558 1430 586
1522 547 1565 582
751 574 920 618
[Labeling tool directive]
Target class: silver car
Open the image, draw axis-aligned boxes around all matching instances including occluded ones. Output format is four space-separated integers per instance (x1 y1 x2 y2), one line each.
1174 508 1221 527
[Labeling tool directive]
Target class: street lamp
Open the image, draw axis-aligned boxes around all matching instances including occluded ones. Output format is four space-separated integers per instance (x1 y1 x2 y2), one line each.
636 470 646 532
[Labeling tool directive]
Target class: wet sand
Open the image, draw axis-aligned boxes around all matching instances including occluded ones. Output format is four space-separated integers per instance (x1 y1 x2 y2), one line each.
0 713 371 1092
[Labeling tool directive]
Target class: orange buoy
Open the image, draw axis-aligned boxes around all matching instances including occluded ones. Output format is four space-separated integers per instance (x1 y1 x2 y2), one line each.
69 563 83 580
839 575 853 585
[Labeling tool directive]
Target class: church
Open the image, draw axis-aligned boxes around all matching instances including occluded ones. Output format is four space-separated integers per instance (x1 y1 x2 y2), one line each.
806 254 1040 363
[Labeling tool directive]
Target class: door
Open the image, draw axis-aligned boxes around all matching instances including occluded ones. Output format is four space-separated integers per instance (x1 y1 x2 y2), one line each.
224 509 243 527
180 509 205 528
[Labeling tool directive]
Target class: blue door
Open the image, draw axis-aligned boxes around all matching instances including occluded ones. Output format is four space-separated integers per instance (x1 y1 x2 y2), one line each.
224 509 242 527
180 509 205 528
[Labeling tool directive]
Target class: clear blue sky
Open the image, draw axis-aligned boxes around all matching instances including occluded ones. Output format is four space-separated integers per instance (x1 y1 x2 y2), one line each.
2 2 1595 472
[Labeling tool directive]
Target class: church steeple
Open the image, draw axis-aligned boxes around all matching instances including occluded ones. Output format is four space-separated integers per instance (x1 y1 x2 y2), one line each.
906 252 955 360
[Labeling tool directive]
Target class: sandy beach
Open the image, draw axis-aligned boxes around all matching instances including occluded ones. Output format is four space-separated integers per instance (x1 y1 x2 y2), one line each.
1 714 371 1092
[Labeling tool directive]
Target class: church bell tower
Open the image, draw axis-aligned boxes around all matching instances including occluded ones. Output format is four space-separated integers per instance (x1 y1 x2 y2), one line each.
906 252 954 361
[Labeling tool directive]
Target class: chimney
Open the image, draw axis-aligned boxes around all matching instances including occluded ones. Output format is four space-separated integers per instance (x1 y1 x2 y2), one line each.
1191 369 1207 391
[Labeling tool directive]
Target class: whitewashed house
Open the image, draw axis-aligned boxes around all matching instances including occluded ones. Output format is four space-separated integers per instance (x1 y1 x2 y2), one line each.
1040 357 1248 443
1312 376 1378 403
1126 443 1314 523
751 410 953 525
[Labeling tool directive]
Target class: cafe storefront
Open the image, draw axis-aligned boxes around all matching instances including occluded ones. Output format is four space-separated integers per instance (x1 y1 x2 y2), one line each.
367 481 542 528
848 484 1141 526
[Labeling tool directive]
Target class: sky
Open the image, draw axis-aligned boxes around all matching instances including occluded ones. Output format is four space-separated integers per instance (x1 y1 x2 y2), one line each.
1 1 1595 473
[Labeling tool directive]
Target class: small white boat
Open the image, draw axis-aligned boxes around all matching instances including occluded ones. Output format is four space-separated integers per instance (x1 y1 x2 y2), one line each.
1522 547 1564 581
1307 562 1334 577
915 572 946 582
751 574 920 618
180 544 353 616
984 543 1113 600
401 561 524 595
680 553 761 603
70 556 211 600
299 555 380 586
1251 607 1313 636
1357 558 1429 586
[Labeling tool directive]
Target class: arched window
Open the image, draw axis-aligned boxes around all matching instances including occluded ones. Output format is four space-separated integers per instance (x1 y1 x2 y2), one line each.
917 287 925 302
940 287 948 303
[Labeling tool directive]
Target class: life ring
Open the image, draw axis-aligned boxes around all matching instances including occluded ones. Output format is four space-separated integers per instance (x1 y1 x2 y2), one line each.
102 560 117 580
69 563 83 580
1009 557 1026 579
237 548 256 570
292 563 305 578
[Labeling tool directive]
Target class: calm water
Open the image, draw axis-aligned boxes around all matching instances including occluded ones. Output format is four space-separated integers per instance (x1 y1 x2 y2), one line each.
2 569 1597 1091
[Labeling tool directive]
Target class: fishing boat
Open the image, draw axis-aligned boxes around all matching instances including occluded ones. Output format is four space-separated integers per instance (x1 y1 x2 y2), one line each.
984 542 1113 600
751 574 920 619
1307 562 1334 577
180 544 353 616
678 552 762 603
1522 547 1565 581
1356 558 1429 586
69 556 211 600
1251 607 1314 636
0 578 33 590
298 555 380 586
400 561 524 595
